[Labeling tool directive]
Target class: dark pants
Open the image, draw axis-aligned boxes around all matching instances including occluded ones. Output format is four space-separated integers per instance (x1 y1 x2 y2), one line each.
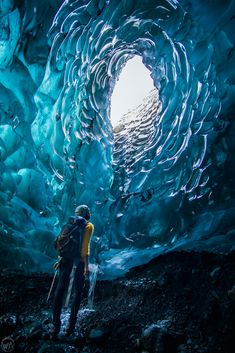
52 259 85 329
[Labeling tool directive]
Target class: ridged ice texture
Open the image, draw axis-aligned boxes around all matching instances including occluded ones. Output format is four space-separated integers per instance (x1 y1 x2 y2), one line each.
34 0 234 243
0 0 235 272
112 89 162 197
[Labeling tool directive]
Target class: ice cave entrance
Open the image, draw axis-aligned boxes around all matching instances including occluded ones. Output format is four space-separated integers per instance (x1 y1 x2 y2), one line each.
110 55 154 127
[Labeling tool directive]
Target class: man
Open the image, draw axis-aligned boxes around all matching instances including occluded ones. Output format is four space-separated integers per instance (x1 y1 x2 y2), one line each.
50 205 94 339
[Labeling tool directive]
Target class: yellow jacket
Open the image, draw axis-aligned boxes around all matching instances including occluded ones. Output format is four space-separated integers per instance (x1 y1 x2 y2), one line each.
80 222 94 258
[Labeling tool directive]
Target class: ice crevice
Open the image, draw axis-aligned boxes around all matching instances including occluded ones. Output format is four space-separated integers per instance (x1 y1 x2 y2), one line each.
0 0 235 276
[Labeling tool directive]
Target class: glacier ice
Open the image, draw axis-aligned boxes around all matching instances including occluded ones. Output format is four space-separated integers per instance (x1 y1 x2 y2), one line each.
0 0 235 275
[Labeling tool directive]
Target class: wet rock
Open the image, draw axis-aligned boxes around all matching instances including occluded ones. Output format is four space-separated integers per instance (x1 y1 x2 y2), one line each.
42 331 50 340
29 323 43 333
141 324 167 353
28 328 43 342
192 268 200 274
178 341 208 353
88 328 107 345
80 347 93 353
228 285 235 300
211 290 219 300
0 314 18 338
177 343 187 353
27 322 44 342
156 273 168 287
0 251 234 353
38 342 77 353
141 323 184 353
43 317 50 325
210 267 221 278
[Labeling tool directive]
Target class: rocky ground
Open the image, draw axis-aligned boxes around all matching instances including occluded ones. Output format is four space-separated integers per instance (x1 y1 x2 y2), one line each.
0 251 235 353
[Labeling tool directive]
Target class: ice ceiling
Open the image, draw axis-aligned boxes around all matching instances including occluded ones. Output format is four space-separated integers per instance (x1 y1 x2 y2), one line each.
0 0 235 275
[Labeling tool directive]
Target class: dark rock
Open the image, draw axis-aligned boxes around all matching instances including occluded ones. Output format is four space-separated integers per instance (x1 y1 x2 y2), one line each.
88 328 107 345
80 347 92 353
141 324 168 352
38 342 77 353
0 314 17 338
157 273 168 287
0 251 234 353
141 323 184 353
210 267 221 278
27 323 44 342
29 323 43 335
228 285 235 300
42 331 50 340
28 328 43 342
43 317 50 325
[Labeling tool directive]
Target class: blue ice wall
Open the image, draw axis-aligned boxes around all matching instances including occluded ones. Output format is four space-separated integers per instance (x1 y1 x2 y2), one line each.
0 0 63 271
0 0 235 274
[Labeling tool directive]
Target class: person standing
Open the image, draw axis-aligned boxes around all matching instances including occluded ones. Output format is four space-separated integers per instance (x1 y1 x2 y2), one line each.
50 205 94 339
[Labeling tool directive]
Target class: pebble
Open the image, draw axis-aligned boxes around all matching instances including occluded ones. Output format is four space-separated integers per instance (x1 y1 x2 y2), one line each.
88 328 106 343
210 267 221 278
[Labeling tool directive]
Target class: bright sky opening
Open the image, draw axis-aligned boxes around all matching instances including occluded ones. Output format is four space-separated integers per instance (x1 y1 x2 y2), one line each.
110 55 154 127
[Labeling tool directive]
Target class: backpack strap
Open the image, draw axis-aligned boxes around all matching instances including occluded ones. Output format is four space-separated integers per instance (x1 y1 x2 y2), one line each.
56 225 80 251
74 217 88 250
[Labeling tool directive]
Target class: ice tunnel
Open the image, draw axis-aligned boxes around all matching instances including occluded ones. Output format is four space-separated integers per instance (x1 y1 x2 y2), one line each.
0 0 235 276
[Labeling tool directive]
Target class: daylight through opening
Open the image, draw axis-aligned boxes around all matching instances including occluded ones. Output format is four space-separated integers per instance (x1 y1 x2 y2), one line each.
110 56 155 127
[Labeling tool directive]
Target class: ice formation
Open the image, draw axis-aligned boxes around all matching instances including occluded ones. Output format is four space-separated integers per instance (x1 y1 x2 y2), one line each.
0 0 235 275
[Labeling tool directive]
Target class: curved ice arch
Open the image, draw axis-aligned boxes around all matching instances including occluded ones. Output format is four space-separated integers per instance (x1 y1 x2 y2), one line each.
0 0 234 273
33 0 229 237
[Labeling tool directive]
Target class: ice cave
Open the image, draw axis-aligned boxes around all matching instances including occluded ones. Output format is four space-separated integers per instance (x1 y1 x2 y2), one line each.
0 0 234 274
0 1 235 351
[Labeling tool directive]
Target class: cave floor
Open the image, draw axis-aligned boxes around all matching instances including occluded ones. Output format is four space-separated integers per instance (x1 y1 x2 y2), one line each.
0 251 234 353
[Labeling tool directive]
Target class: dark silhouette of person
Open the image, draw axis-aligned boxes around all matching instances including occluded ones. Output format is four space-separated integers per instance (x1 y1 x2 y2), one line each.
50 205 94 339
